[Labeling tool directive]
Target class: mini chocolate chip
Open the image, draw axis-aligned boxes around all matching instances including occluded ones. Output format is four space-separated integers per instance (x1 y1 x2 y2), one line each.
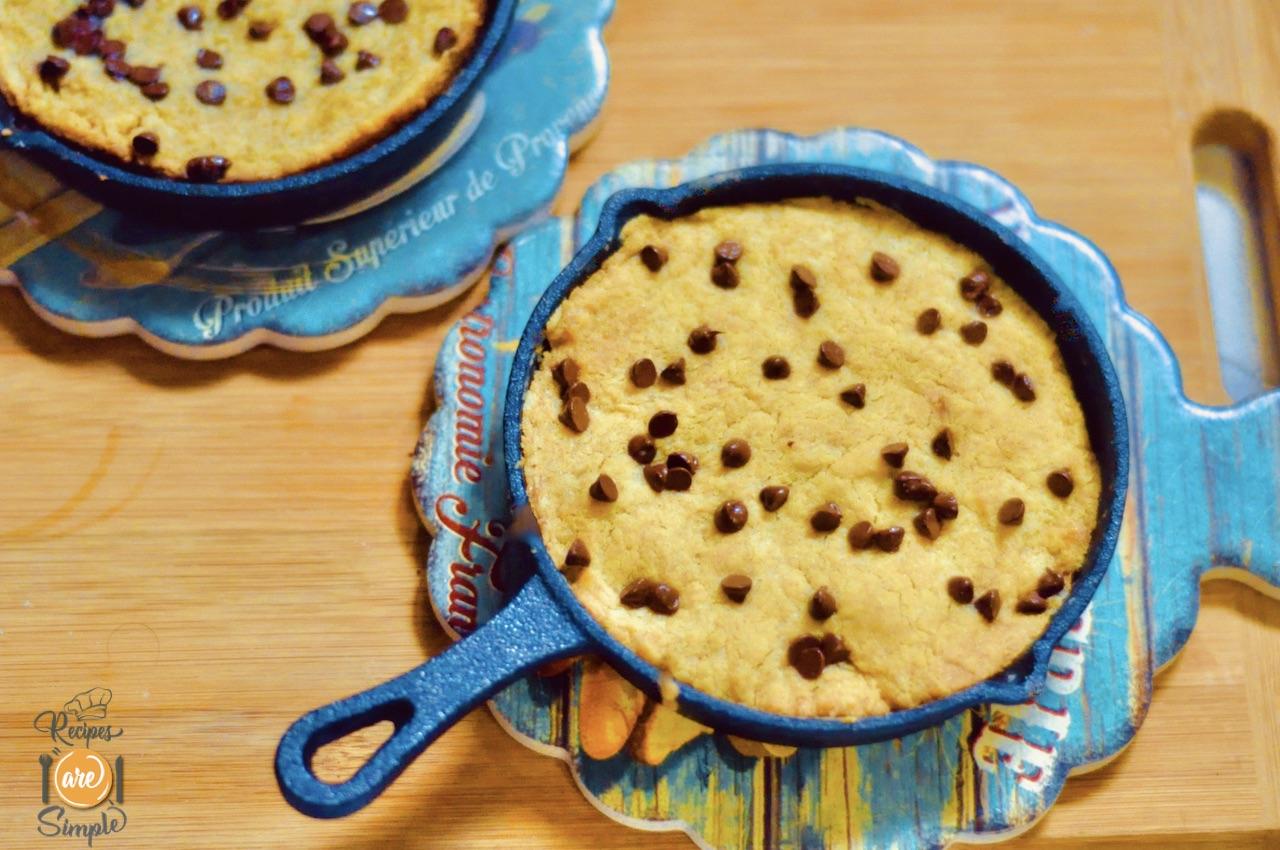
762 356 791 380
932 492 959 520
714 240 743 264
1016 591 1048 615
128 65 161 85
433 26 458 54
974 589 1001 622
960 321 988 345
216 0 248 19
564 538 590 568
809 587 838 620
104 57 132 81
648 583 680 615
720 574 752 603
960 270 991 301
196 48 223 69
759 485 789 512
894 471 937 503
1047 468 1074 498
1012 373 1037 402
721 439 751 468
38 56 71 90
810 502 842 532
818 340 845 369
551 358 580 392
101 40 127 61
917 308 941 335
710 262 739 289
318 27 349 56
875 525 905 553
141 81 170 100
186 155 229 182
947 576 975 604
715 500 748 533
664 466 693 491
87 0 116 16
642 462 667 492
931 428 953 460
848 520 874 550
304 13 334 37
869 251 900 283
131 132 159 158
790 264 816 288
379 0 409 23
998 497 1025 525
564 380 591 403
348 2 378 25
790 266 819 317
660 358 686 385
630 358 657 388
840 384 867 409
992 360 1016 386
666 452 698 473
1037 570 1066 597
320 59 345 84
639 244 667 271
266 76 295 104
914 507 942 540
248 20 275 40
880 442 909 468
195 79 226 105
627 434 656 464
177 6 204 30
977 294 1003 317
648 410 678 438
559 398 589 433
356 50 380 70
589 474 618 503
792 645 825 680
789 635 821 668
820 632 851 664
688 325 721 354
620 578 656 608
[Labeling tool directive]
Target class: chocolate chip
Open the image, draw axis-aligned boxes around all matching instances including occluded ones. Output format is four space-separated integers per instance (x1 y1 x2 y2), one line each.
648 410 678 438
759 485 789 512
875 525 905 552
820 632 851 664
177 6 204 30
790 266 819 317
710 262 739 289
551 358 580 392
810 502 842 532
913 507 942 540
141 81 170 100
664 466 693 491
38 56 71 91
195 79 226 105
762 356 791 380
266 76 295 104
974 589 1001 622
564 381 591 404
894 471 937 503
840 384 867 409
998 498 1025 525
788 635 821 667
627 434 656 465
87 0 116 15
880 442 909 468
720 574 752 603
1012 373 1036 402
131 132 159 158
1037 569 1066 597
186 155 229 182
564 538 590 568
932 492 959 520
620 578 656 608
916 308 941 335
629 358 656 388
960 321 988 345
848 520 874 550
977 294 1003 317
714 241 743 264
660 358 685 385
1047 468 1074 498
197 48 223 69
869 251 899 283
647 583 680 616
688 325 720 354
960 269 991 301
809 587 838 620
992 360 1016 386
715 500 748 533
560 398 589 433
248 20 275 39
348 1 378 25
103 57 131 81
642 462 667 492
710 439 748 470
318 27 349 56
356 50 380 70
947 576 975 604
100 40 127 60
128 65 161 85
433 26 458 54
666 452 699 473
216 0 249 19
320 59 345 84
304 13 334 37
931 428 953 460
1015 591 1048 615
791 643 825 680
639 244 667 271
818 340 845 369
378 0 409 23
589 474 618 503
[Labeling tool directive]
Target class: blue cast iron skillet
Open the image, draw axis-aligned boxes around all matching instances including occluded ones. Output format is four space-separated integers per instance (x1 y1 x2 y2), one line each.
0 0 516 230
276 164 1129 818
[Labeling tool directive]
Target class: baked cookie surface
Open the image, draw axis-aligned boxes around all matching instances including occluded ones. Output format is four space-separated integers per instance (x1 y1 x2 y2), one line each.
521 198 1101 720
0 0 485 181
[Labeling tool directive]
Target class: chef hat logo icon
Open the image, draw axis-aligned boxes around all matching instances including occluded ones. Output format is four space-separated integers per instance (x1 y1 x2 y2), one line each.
63 688 112 722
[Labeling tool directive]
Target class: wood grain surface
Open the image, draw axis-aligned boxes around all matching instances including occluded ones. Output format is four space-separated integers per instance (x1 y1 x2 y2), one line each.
1 1 1277 847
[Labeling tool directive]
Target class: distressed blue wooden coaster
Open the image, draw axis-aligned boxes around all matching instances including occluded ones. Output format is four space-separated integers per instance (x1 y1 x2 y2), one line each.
412 127 1280 849
0 0 612 358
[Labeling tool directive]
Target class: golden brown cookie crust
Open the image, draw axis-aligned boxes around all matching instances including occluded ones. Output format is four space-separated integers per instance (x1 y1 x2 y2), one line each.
521 199 1101 721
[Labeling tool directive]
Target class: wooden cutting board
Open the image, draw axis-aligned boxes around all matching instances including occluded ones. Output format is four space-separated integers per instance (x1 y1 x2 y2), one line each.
0 1 1276 848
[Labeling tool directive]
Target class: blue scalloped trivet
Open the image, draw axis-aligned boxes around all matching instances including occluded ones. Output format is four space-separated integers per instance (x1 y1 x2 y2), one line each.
0 0 612 358
410 128 1280 849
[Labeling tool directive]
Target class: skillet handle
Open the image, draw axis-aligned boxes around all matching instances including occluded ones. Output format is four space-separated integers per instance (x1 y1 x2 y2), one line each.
275 571 589 818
